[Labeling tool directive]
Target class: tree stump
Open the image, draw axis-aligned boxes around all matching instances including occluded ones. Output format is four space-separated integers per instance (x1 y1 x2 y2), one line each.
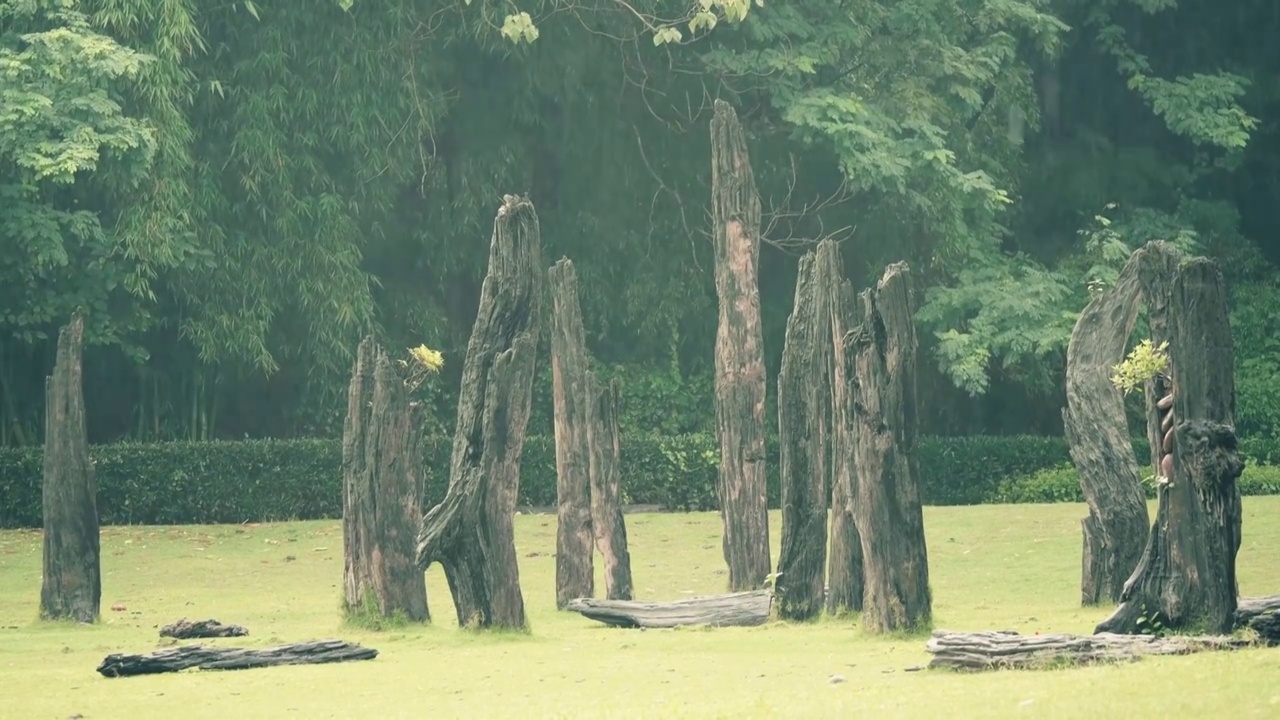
548 258 597 609
40 311 101 623
415 194 543 630
1096 250 1244 635
1061 253 1149 605
587 376 634 600
342 336 428 623
817 239 864 615
775 252 830 621
850 263 932 633
709 99 771 592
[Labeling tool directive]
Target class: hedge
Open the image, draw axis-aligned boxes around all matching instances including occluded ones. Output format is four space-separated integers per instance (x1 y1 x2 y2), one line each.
2 433 1278 528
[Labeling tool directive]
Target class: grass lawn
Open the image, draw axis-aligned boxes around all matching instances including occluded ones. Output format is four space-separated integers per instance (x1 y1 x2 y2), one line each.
2 499 1279 719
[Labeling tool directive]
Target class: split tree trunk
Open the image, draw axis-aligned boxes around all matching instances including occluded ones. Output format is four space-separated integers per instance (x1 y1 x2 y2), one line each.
850 263 932 633
342 336 428 623
588 376 634 600
775 252 830 621
709 99 771 592
817 239 864 615
549 258 596 608
40 311 101 623
1097 248 1244 635
416 194 544 630
1061 254 1149 605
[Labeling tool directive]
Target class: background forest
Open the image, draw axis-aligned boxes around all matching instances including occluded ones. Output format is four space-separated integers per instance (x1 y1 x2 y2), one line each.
3 0 1279 448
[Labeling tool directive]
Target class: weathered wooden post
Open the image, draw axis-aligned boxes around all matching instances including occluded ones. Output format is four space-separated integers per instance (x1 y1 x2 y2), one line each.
587 376 634 600
40 311 101 623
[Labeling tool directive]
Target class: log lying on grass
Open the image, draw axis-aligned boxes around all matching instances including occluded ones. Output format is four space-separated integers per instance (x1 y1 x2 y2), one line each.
566 590 772 629
1236 594 1280 643
159 618 248 639
925 630 1253 671
97 640 376 677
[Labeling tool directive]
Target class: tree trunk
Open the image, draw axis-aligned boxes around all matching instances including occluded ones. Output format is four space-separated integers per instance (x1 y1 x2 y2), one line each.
41 311 101 623
926 630 1252 671
1097 247 1244 635
850 263 932 633
97 640 377 677
342 336 428 623
775 252 829 621
1061 254 1149 605
416 194 544 630
817 239 864 615
709 99 771 592
588 376 634 600
566 590 772 629
549 258 596 608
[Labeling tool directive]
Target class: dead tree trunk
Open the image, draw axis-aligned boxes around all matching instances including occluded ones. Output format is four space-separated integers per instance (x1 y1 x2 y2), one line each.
817 239 864 615
1062 254 1150 605
775 252 829 621
342 336 429 623
549 258 595 608
1097 249 1244 635
416 194 544 630
41 311 100 623
850 263 932 633
566 591 773 629
588 376 634 600
709 99 771 592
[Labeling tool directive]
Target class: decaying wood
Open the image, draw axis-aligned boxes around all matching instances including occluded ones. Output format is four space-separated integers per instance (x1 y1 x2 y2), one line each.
416 194 544 630
160 619 248 639
775 252 829 621
97 640 377 678
925 630 1254 671
565 590 773 629
850 263 932 633
1097 247 1244 635
1061 254 1150 605
549 258 596 609
588 376 634 600
817 239 864 615
342 336 428 623
40 311 101 624
709 99 772 592
1236 595 1280 643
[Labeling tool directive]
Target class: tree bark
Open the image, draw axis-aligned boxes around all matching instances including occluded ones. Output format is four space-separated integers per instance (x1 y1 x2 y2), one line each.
342 336 428 623
549 258 596 608
588 376 634 600
565 590 772 629
40 311 101 623
97 640 377 677
416 194 544 630
817 239 864 615
850 263 932 633
926 630 1253 671
160 619 248 639
775 252 829 621
709 99 771 592
1061 254 1149 605
1097 247 1244 635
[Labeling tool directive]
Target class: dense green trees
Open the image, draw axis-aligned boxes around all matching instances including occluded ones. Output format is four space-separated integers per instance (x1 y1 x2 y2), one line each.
2 0 1278 445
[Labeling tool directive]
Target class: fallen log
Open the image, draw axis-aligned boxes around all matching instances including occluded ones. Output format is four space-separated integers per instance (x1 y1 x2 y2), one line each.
159 618 248 639
97 639 377 677
566 590 772 629
925 630 1254 671
1236 594 1280 643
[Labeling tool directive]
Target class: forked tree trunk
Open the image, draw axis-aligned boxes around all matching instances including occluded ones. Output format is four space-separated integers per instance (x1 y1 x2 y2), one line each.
549 258 595 608
709 99 771 592
416 194 544 630
1061 254 1149 605
342 336 428 623
850 263 932 633
1097 250 1244 635
41 311 101 623
588 376 634 600
817 239 864 615
775 252 830 621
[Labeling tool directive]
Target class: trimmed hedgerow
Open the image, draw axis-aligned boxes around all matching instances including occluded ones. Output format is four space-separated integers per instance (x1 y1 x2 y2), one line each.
2 433 1278 527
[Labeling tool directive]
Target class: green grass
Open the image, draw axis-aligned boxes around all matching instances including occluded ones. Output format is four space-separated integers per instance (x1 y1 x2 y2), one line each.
2 499 1279 719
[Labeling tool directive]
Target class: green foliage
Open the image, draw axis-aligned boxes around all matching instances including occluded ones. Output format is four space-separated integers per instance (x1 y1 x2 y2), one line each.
1111 339 1168 395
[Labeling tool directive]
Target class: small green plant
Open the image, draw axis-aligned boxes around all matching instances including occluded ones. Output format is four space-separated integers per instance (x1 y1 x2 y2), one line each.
1134 606 1169 637
1111 340 1169 394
